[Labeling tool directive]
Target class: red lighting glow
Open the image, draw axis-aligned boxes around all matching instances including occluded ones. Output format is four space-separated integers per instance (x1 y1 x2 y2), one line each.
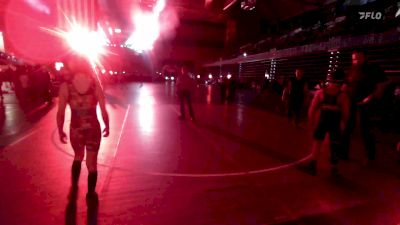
4 0 103 64
62 23 108 62
41 20 109 68
4 0 66 63
125 0 166 53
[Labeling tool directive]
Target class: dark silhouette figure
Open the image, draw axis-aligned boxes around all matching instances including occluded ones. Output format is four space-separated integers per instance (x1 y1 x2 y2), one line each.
341 50 388 164
287 69 308 127
177 65 195 120
227 78 236 102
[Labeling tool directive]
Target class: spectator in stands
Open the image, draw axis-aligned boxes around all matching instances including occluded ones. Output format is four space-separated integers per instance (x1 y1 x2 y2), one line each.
177 64 196 121
287 69 308 127
342 49 389 164
307 69 350 176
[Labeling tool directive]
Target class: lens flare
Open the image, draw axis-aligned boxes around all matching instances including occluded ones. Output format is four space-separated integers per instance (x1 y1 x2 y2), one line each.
24 0 50 14
63 23 108 61
42 19 109 67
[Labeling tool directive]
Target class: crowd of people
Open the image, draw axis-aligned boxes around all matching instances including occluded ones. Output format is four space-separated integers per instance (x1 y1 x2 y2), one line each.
0 63 53 109
176 51 399 177
280 49 395 176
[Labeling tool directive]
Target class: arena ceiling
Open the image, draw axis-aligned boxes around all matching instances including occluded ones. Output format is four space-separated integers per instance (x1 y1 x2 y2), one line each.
0 0 327 30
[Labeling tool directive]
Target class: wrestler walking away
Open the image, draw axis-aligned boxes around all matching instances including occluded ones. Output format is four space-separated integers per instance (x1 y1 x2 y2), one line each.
57 56 109 199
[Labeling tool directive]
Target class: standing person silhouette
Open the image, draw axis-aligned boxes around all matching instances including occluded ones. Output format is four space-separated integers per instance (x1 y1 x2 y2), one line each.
57 56 109 199
287 69 308 127
342 49 388 164
177 64 196 121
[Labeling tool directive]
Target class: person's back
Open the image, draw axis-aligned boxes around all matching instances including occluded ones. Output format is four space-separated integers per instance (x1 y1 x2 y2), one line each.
288 69 307 126
307 69 349 175
57 56 109 198
67 74 99 129
177 65 195 120
289 77 306 99
319 85 343 123
177 71 194 91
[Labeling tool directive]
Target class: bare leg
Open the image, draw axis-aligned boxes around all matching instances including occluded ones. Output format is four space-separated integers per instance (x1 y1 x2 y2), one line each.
86 151 98 173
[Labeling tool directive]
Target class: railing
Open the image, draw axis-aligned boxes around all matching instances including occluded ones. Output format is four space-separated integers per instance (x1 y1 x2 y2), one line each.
204 29 400 83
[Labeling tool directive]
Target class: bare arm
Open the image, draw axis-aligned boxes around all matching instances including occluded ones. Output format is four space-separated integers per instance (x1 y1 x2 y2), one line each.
57 83 68 143
308 90 322 127
95 81 109 136
360 67 389 104
373 80 390 99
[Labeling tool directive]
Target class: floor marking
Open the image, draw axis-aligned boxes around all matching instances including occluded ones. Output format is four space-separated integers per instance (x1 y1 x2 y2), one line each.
53 102 313 178
155 104 313 177
7 128 41 147
143 154 313 178
170 105 237 165
113 104 131 158
101 104 131 194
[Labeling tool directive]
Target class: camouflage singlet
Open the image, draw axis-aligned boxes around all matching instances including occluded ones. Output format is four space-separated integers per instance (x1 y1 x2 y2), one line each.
67 80 101 152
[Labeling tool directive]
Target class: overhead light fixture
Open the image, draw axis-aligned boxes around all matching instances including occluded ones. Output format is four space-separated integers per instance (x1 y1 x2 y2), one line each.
223 0 238 10
241 0 257 11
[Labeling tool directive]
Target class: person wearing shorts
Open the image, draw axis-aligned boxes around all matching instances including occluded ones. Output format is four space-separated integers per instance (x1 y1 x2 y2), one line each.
307 70 350 176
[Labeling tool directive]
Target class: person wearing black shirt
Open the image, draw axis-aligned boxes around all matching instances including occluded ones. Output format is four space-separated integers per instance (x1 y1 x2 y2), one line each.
287 69 308 127
342 50 389 164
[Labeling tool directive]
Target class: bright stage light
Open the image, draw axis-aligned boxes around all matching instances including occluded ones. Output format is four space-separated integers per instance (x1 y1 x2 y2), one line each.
125 0 165 53
55 62 64 71
41 19 109 68
63 23 108 63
